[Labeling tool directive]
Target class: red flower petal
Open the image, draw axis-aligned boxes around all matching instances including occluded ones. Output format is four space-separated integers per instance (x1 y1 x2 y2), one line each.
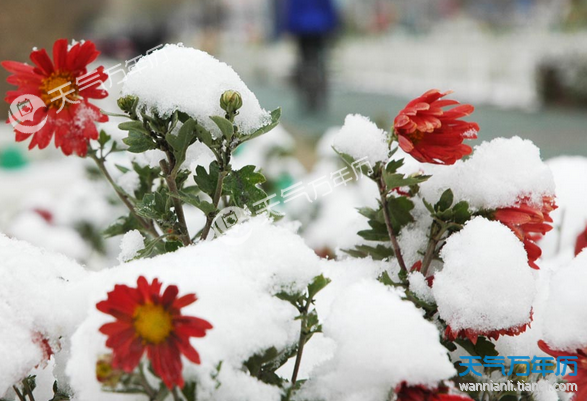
29 48 54 76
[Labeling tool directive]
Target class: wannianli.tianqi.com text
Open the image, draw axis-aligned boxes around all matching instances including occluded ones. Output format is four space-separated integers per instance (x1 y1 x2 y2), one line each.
458 381 578 392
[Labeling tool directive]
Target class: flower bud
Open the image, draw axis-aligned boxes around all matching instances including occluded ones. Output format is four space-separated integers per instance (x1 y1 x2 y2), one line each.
96 354 123 387
220 90 243 115
117 95 138 115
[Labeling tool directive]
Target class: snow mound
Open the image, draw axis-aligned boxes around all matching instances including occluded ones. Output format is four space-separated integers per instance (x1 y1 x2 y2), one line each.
542 156 587 258
542 250 587 351
67 217 323 401
420 137 555 209
0 235 88 397
305 280 455 401
433 217 536 333
332 114 390 166
117 230 145 263
121 44 270 135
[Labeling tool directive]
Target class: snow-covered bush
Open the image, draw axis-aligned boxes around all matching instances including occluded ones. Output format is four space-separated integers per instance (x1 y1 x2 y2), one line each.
1 40 585 401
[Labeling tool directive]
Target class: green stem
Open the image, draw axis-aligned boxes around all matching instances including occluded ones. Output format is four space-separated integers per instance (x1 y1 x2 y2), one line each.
171 387 182 401
377 175 408 272
21 380 35 401
88 152 159 238
286 299 311 400
138 364 157 401
161 156 191 246
420 222 449 277
12 387 26 401
200 170 227 241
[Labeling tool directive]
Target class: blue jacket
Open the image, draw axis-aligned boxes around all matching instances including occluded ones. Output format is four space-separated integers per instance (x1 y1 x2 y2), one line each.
285 0 338 35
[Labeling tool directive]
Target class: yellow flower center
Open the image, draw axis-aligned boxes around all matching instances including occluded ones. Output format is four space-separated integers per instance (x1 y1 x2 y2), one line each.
133 303 173 344
407 130 425 144
39 71 79 108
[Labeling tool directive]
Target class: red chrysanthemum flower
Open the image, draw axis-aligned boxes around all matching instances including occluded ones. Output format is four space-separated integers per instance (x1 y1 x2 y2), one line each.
494 196 557 269
97 276 213 389
32 331 56 368
538 340 587 400
444 310 533 345
395 382 473 401
575 224 587 256
393 89 479 165
2 38 109 156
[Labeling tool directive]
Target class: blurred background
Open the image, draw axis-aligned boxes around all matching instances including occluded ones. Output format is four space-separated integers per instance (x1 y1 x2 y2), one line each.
1 0 586 266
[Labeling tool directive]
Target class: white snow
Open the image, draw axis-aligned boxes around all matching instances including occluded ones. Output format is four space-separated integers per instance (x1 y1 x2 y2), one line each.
121 44 271 136
116 171 140 195
304 280 455 401
332 114 390 166
541 156 587 259
408 272 435 304
67 217 324 401
542 250 587 351
420 137 555 210
117 230 145 263
433 217 536 333
0 235 88 397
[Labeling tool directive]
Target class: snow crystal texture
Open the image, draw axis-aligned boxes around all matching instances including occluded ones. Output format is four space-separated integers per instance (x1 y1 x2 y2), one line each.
420 137 555 209
433 217 536 333
332 114 390 166
542 250 587 351
122 44 270 135
306 281 455 401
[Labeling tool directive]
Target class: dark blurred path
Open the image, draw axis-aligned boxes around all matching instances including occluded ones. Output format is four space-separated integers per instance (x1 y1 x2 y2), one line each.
250 82 587 160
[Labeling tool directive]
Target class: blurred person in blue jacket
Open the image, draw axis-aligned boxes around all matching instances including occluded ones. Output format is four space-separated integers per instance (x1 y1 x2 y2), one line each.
285 0 338 113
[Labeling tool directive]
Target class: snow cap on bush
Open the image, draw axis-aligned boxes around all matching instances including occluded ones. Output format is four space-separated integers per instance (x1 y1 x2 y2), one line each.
306 280 455 401
433 217 536 338
332 114 390 166
542 250 587 351
421 137 555 210
121 44 270 136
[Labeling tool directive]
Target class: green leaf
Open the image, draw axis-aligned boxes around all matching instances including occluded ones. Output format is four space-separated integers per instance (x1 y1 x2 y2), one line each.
383 172 430 189
122 131 157 153
210 115 234 141
169 190 217 215
118 120 148 133
98 130 111 147
193 121 214 147
114 164 130 174
357 207 384 222
357 229 390 242
242 108 281 142
136 236 166 259
455 336 498 359
275 291 303 307
166 118 197 168
422 198 435 213
132 162 161 200
387 196 415 234
453 201 472 224
177 111 191 123
379 271 396 286
436 189 454 212
343 244 393 260
224 165 268 208
103 215 142 238
385 158 404 174
135 192 167 221
194 162 220 198
181 382 197 401
307 274 331 299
